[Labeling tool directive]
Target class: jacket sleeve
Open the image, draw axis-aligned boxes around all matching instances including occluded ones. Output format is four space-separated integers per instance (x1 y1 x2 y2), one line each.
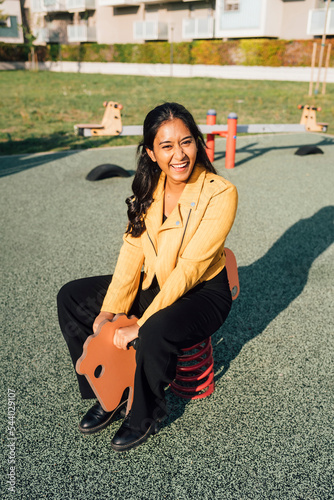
137 183 238 327
100 231 144 315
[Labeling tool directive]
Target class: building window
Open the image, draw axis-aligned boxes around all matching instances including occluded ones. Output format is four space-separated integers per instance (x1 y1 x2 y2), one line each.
224 0 239 11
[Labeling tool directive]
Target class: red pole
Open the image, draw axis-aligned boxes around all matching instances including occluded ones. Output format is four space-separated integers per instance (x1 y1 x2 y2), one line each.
225 112 237 169
206 109 216 164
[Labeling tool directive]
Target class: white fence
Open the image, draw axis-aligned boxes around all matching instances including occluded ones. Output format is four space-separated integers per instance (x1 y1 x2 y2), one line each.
1 62 334 84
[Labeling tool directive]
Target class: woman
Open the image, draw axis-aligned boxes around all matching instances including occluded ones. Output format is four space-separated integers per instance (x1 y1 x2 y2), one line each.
57 102 238 452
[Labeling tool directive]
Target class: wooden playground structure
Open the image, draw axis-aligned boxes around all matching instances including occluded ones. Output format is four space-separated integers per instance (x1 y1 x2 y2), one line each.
298 105 328 133
75 101 123 137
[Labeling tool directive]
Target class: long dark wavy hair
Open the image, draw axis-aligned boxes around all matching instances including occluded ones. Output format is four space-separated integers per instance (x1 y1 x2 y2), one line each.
126 102 217 237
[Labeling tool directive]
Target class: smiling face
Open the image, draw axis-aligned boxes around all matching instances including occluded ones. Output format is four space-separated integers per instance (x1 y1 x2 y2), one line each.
146 118 198 188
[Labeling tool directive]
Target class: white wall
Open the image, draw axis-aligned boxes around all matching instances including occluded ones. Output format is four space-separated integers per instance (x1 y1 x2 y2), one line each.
281 0 317 40
263 0 283 37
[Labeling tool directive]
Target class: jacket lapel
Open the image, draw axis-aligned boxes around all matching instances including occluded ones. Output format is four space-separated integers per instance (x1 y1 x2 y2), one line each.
144 164 206 242
178 165 206 210
158 164 206 232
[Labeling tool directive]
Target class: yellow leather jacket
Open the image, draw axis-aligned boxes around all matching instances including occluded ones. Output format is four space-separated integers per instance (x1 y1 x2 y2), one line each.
101 164 238 327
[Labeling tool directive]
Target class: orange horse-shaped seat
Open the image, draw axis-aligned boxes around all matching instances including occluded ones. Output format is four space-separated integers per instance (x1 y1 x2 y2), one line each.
76 315 138 414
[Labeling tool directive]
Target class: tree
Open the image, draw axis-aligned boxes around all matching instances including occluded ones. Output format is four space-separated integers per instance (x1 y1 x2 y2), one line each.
18 0 33 43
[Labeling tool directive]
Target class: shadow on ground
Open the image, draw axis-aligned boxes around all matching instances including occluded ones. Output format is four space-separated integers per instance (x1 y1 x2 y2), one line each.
214 137 334 167
0 150 81 178
167 205 334 422
0 133 119 163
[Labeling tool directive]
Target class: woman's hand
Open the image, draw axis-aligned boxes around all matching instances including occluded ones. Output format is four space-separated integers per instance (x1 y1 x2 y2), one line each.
113 322 139 350
92 311 115 334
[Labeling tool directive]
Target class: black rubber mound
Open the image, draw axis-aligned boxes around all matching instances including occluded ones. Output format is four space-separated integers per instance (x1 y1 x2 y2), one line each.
86 164 131 181
295 145 324 156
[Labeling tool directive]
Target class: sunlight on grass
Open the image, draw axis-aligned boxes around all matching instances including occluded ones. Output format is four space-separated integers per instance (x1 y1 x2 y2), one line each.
0 70 333 155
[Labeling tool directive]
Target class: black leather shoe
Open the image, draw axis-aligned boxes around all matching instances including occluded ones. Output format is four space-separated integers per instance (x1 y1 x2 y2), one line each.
111 413 159 452
79 400 127 435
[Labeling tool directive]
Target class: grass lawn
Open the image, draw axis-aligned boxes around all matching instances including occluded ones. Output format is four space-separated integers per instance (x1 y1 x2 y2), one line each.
0 70 333 156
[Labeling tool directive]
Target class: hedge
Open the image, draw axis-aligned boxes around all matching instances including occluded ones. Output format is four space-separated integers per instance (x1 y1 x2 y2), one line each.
1 39 333 67
0 43 48 62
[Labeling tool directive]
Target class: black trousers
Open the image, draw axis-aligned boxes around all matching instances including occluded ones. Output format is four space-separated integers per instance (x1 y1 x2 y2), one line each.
57 268 232 430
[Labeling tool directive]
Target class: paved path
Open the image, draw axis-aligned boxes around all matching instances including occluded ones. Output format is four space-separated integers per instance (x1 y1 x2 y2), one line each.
1 133 334 499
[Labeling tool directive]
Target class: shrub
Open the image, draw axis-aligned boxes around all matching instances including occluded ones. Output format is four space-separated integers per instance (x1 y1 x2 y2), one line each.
135 42 170 63
48 43 61 62
239 39 286 66
0 42 49 62
173 42 193 64
190 40 241 65
0 42 30 61
191 40 223 65
1 39 333 67
58 44 82 61
113 43 135 63
82 43 115 62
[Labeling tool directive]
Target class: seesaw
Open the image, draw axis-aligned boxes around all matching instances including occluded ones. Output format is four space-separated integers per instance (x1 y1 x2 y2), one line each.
76 102 328 171
202 106 328 166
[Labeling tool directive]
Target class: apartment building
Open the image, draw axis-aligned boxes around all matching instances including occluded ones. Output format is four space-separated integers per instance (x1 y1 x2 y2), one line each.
1 0 333 45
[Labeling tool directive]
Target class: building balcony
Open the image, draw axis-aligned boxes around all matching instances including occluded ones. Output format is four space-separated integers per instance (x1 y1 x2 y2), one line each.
133 20 168 40
67 23 97 41
138 0 179 3
31 0 44 12
66 0 96 11
98 0 139 6
34 25 68 43
99 0 175 4
307 8 334 36
31 0 67 13
182 17 214 40
31 0 95 12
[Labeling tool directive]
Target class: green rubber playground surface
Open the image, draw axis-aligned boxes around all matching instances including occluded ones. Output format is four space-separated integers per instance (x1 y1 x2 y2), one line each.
1 132 333 499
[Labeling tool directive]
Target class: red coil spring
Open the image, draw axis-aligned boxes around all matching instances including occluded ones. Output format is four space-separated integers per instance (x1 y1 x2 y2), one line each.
170 337 215 400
